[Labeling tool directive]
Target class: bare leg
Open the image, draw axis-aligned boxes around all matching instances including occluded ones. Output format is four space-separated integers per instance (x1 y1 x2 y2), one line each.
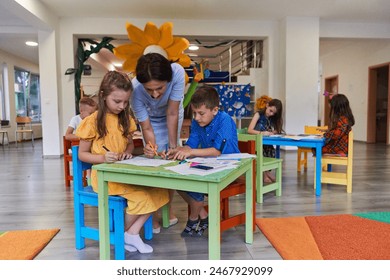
124 213 153 253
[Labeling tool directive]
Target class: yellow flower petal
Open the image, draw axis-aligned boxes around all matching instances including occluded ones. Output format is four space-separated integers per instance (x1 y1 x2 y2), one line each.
158 22 174 49
122 58 138 73
166 37 189 58
177 54 191 68
144 22 160 44
113 44 143 59
126 22 149 47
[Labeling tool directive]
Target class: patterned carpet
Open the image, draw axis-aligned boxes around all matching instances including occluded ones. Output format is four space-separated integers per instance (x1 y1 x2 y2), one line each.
0 228 60 260
256 212 390 260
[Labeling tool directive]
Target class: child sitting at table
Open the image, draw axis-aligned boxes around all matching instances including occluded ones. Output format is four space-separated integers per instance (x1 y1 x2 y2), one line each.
247 96 283 183
168 85 240 237
76 71 169 253
65 96 97 142
321 93 355 155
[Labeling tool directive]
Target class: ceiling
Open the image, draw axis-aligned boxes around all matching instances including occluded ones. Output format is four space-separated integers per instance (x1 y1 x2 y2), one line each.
1 0 390 67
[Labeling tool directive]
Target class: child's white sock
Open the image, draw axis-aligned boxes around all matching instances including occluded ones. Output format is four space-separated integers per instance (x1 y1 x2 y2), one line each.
123 233 137 252
124 232 153 253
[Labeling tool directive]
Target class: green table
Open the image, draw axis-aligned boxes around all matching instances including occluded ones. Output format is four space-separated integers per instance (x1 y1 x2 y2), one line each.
94 158 254 260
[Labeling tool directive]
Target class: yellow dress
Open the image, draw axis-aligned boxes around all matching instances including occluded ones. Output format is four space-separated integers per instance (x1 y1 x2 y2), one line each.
76 111 169 215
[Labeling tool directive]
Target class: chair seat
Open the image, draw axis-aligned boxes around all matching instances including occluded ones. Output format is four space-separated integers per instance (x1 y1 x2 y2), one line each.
78 185 128 205
322 156 348 165
263 157 283 167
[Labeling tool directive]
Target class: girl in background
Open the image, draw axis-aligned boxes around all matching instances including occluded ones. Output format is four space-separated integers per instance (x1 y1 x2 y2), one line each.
77 71 169 253
248 98 283 183
322 94 355 155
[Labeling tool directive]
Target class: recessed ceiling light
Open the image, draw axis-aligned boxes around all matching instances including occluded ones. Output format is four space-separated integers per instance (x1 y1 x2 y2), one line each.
113 62 123 67
25 41 38 47
188 45 199 51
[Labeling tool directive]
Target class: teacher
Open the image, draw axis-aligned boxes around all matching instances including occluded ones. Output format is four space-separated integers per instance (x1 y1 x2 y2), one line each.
131 52 185 231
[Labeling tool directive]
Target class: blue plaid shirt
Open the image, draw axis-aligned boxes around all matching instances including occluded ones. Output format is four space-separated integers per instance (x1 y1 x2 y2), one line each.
186 111 239 154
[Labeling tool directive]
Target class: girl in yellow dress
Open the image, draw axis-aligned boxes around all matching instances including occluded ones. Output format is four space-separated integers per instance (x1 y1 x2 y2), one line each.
76 71 169 254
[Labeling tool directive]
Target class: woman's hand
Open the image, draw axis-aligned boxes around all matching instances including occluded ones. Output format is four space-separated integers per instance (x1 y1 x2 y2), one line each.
143 143 158 158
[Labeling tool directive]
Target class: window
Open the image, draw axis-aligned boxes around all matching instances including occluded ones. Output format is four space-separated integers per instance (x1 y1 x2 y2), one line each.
14 68 41 122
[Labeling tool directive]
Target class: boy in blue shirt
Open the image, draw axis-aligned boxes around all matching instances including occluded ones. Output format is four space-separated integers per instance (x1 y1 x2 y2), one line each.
169 85 239 237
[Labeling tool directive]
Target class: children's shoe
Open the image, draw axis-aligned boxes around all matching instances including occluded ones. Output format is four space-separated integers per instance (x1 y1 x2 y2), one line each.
152 227 161 234
169 217 179 227
194 217 208 237
181 219 199 237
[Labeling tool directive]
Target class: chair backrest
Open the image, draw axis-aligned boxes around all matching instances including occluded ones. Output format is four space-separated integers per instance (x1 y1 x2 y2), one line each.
63 136 72 156
237 128 263 167
71 145 93 190
16 116 32 130
304 125 328 135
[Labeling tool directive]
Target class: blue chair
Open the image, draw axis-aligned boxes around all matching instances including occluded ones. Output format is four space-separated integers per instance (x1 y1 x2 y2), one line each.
72 145 153 259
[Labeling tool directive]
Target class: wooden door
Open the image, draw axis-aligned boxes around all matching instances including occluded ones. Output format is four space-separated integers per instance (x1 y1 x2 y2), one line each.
324 76 338 126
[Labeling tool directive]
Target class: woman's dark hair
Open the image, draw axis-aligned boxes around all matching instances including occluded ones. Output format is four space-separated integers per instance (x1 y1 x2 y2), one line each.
259 98 284 133
135 53 173 83
97 71 133 139
190 85 220 109
329 94 355 128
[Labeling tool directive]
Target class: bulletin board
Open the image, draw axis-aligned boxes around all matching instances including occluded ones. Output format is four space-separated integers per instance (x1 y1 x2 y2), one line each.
212 84 253 119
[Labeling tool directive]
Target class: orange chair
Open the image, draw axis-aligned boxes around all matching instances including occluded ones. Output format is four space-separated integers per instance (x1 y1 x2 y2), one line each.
63 136 74 187
219 139 256 232
63 136 85 187
188 139 256 233
297 125 328 172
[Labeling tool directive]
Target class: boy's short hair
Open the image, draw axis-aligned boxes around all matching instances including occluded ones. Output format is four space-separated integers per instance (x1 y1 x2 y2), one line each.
79 96 97 108
190 85 220 109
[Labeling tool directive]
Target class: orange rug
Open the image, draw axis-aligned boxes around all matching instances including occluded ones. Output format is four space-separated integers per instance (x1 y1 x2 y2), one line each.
0 228 60 260
256 212 390 260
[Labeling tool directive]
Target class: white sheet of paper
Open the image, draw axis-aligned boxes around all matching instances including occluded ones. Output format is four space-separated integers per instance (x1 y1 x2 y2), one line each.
165 163 237 176
116 156 174 167
216 153 256 160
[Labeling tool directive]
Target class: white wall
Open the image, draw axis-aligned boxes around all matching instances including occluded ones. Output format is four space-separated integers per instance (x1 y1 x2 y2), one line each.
319 38 390 142
284 17 320 135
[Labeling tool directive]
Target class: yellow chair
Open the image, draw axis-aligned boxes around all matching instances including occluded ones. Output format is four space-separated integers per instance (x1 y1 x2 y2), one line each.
237 128 282 203
15 116 34 147
297 125 328 172
314 130 353 193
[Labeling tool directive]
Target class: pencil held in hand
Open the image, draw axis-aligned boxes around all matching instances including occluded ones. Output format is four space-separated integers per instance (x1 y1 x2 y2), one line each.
148 141 159 157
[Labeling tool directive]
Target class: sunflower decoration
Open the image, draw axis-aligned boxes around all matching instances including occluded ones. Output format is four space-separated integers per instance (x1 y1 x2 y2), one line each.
114 22 191 75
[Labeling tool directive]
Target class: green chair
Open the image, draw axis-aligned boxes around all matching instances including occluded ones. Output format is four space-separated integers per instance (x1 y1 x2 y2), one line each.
237 128 283 203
